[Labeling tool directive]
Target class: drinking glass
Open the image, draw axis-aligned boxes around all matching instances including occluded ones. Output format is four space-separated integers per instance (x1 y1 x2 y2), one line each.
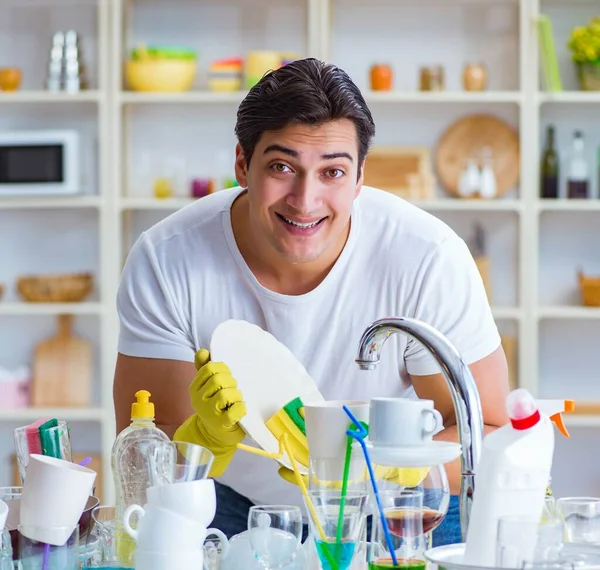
19 525 79 570
0 528 12 570
496 514 564 568
248 505 303 570
556 497 600 544
147 440 214 486
375 463 449 550
307 490 368 570
83 505 136 568
369 489 426 569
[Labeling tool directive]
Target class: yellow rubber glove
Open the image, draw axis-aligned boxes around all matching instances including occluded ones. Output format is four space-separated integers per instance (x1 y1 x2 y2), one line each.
173 348 247 477
277 464 430 489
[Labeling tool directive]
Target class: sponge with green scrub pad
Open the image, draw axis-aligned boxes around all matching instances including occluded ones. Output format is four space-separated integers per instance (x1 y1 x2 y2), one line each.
38 418 63 459
266 397 309 467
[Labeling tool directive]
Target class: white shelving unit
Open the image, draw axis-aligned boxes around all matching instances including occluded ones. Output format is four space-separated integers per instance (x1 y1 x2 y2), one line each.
1 0 599 502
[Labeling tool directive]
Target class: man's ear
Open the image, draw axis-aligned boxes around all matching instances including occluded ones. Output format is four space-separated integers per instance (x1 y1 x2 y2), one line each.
234 143 249 188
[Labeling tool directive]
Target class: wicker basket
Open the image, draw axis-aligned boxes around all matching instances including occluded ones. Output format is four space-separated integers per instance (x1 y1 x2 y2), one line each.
17 272 93 303
578 271 600 307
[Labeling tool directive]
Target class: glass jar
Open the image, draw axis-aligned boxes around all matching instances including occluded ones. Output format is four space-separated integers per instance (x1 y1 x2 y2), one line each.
370 64 393 91
419 65 445 91
463 63 488 91
577 61 600 91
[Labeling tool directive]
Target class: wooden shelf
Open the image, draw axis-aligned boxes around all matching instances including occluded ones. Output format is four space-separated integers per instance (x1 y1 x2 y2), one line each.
120 197 199 210
118 91 247 105
365 91 522 104
0 303 103 315
0 407 106 422
118 90 522 105
414 199 522 212
538 92 600 104
0 196 102 210
0 91 101 104
538 307 600 320
537 200 600 212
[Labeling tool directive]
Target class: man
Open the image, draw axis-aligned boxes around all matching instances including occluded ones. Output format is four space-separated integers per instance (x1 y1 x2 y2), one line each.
114 58 509 546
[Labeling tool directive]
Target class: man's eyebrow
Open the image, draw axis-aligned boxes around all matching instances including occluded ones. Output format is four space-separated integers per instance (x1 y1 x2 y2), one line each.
322 152 353 162
263 145 353 162
263 144 298 157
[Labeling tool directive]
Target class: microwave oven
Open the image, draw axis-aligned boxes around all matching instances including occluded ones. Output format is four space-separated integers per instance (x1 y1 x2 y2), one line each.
0 129 80 196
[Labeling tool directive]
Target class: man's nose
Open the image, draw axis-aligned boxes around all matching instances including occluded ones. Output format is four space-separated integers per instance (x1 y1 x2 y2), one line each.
285 176 322 213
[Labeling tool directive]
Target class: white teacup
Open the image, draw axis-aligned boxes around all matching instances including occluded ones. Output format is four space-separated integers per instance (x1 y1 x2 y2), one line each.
146 479 216 527
20 454 96 545
123 503 225 553
369 397 444 447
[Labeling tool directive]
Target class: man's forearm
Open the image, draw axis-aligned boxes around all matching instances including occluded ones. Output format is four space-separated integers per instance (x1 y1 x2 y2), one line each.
434 423 499 495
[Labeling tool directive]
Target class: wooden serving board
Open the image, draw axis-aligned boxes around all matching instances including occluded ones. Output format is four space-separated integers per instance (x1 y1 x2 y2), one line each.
364 146 435 201
435 114 520 198
31 314 92 407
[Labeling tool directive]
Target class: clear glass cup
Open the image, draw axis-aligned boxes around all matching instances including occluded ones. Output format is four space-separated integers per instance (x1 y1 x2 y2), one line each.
248 505 303 570
84 505 136 568
307 490 368 570
19 525 79 570
14 421 71 482
496 514 564 568
556 497 600 544
369 489 426 569
0 528 12 570
147 440 214 486
308 456 369 493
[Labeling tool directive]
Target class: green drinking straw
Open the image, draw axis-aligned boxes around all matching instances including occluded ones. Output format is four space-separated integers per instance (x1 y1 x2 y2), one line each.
334 430 354 559
342 405 399 568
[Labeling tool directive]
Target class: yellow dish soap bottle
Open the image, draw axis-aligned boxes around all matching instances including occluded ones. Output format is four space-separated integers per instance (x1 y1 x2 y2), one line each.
111 390 170 563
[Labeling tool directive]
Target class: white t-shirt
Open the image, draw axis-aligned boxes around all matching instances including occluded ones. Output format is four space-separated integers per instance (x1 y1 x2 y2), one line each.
117 185 500 508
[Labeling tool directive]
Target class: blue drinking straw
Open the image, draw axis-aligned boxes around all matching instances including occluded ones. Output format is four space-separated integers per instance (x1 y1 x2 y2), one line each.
342 405 399 568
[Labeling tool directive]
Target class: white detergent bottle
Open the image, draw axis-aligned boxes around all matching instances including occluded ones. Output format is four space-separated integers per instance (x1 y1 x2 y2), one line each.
463 388 555 567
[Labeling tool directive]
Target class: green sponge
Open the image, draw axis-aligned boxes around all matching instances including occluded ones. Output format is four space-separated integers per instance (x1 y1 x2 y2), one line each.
39 418 62 459
283 397 306 435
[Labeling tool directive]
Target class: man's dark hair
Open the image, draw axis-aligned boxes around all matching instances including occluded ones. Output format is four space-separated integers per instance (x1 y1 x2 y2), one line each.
235 58 376 174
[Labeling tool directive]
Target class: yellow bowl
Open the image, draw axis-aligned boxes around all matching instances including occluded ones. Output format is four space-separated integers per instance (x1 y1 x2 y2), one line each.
125 59 197 92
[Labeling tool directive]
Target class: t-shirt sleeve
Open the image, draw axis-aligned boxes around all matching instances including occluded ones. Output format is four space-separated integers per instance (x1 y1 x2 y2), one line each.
404 235 501 376
116 232 195 362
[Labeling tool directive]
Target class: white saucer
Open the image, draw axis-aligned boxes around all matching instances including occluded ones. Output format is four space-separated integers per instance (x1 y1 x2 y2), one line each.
356 440 462 467
210 320 324 474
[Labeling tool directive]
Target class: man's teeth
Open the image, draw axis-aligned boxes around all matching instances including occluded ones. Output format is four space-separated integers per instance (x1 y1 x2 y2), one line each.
282 215 321 228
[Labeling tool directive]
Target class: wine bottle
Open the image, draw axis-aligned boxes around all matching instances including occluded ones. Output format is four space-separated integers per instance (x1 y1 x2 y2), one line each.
540 125 559 199
567 130 589 199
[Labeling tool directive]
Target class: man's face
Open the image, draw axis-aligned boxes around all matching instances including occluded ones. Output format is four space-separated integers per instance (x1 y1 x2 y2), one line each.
235 119 364 265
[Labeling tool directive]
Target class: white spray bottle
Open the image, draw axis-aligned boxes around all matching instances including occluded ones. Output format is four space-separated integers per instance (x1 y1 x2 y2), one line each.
463 389 555 567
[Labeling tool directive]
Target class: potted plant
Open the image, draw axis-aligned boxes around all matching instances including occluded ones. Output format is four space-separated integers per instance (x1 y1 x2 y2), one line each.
568 17 600 91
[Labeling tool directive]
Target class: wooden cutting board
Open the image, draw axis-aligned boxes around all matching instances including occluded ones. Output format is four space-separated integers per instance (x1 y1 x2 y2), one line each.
31 314 92 407
435 113 520 198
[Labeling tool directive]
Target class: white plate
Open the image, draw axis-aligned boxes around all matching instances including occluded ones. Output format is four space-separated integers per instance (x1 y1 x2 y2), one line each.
359 440 462 467
210 320 324 473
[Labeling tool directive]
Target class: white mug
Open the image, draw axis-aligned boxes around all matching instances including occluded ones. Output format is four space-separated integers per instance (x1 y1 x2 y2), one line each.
20 454 96 545
369 397 444 447
146 478 216 527
123 503 226 553
304 400 369 459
